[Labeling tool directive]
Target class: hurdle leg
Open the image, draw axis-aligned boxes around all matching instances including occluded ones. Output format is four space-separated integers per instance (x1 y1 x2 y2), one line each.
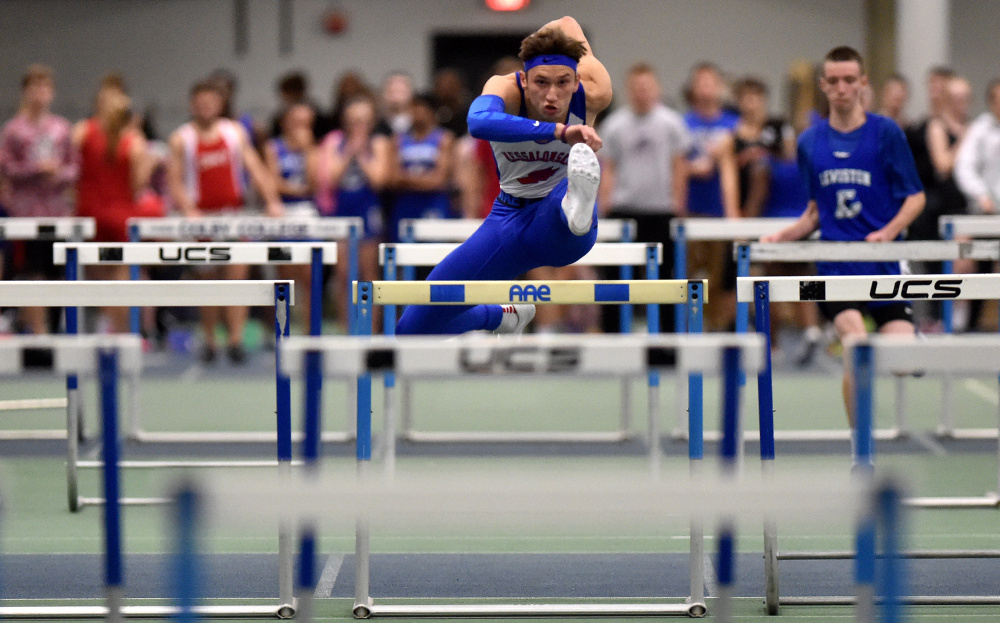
685 280 706 610
298 349 324 623
875 481 906 623
643 246 660 449
354 344 375 617
65 247 83 512
274 283 295 617
938 373 955 438
381 249 399 466
853 342 877 623
673 222 687 333
99 349 124 623
173 482 200 623
754 281 780 615
714 346 742 623
893 376 907 439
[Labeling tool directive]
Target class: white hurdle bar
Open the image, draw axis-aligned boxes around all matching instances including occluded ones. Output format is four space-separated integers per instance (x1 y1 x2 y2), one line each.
0 280 295 513
278 333 767 620
52 241 354 444
0 217 95 439
126 214 362 331
0 335 294 621
378 242 663 445
735 240 1000 443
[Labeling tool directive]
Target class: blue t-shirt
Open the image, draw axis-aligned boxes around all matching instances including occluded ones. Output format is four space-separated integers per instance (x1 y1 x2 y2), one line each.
390 127 454 241
798 113 922 277
684 109 739 217
271 137 311 203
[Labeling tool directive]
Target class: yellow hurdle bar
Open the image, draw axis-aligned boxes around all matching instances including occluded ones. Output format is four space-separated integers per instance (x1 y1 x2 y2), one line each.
353 279 705 306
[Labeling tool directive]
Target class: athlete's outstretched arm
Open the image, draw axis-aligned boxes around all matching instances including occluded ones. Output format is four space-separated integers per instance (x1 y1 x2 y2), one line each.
760 201 819 242
867 191 925 242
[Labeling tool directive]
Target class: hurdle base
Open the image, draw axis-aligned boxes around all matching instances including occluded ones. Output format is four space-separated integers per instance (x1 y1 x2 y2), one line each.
77 496 172 508
78 460 306 469
673 428 903 443
402 430 634 444
0 604 285 618
355 600 705 618
779 548 1000 560
934 427 999 440
780 596 1000 606
904 493 1000 509
129 429 355 444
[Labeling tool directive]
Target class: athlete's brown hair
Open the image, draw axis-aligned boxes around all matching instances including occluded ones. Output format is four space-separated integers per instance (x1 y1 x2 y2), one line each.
518 29 586 67
823 46 865 74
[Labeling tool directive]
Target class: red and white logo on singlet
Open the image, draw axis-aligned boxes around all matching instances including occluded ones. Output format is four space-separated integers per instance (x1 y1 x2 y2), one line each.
195 135 242 210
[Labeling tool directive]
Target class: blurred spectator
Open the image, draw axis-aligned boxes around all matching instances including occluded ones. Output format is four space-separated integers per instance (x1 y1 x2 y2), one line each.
378 71 414 136
315 95 392 330
208 68 265 150
0 64 78 334
329 70 374 133
732 77 795 217
907 66 955 201
432 68 470 137
953 78 1000 331
597 62 690 333
73 73 160 333
265 102 317 327
389 93 456 242
167 80 282 363
683 62 739 331
877 74 910 128
269 71 328 141
454 56 522 219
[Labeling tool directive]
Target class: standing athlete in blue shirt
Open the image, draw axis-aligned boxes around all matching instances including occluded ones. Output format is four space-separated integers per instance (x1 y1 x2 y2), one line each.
762 46 925 427
396 16 612 336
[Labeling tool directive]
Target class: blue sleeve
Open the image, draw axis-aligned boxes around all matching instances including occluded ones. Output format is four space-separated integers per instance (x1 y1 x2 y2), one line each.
796 130 816 201
879 120 924 201
467 95 558 143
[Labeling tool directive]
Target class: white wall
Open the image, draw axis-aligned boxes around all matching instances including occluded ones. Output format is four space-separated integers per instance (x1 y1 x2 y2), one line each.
950 0 1000 119
2 0 867 134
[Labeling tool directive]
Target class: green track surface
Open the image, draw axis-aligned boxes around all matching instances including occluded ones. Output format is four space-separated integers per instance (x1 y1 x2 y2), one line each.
2 368 999 620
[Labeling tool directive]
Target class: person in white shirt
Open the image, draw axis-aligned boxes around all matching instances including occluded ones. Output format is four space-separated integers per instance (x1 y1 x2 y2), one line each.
954 79 1000 214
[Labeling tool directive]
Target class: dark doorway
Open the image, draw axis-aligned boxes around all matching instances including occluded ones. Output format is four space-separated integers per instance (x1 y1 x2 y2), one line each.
432 32 531 94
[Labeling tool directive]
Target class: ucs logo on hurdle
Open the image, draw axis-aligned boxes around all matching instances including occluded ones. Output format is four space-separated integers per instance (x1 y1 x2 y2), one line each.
869 278 962 300
509 284 551 302
158 246 232 262
460 346 580 374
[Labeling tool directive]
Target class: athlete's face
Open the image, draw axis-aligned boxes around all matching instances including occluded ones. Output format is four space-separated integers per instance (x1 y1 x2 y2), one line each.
627 72 661 116
22 77 54 111
520 65 579 122
820 60 868 116
191 90 224 124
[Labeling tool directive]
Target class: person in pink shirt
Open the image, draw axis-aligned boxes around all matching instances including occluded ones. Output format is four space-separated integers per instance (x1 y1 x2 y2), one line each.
0 64 78 333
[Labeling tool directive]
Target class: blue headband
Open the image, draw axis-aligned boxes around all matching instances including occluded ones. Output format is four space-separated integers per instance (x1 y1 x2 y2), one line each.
523 54 578 74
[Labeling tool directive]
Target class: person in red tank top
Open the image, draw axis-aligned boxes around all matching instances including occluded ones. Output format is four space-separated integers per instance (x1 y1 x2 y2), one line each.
73 75 159 333
167 80 284 364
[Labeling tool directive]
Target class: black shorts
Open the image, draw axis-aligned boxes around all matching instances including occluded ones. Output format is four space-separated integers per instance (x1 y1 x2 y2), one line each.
817 300 913 329
8 240 62 280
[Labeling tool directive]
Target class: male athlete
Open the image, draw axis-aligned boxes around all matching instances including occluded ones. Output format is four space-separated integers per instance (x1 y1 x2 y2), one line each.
396 16 612 335
761 46 925 427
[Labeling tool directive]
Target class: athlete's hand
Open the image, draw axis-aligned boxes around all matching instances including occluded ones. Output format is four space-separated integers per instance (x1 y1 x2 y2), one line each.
759 232 782 243
977 195 995 214
865 228 895 243
560 124 603 151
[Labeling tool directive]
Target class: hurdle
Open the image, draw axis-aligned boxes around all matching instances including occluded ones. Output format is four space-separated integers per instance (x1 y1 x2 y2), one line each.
670 217 797 333
52 241 354 444
0 335 293 620
278 332 767 619
769 335 1000 612
126 215 362 330
939 214 1000 333
378 242 663 444
396 216 640 329
0 217 95 440
0 279 294 512
734 240 1000 443
351 279 705 467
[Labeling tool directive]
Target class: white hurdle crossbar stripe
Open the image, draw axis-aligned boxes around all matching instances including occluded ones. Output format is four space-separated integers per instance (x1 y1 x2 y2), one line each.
671 217 798 241
126 215 361 240
0 280 293 307
0 335 143 376
0 217 95 240
736 274 999 303
940 215 1000 238
53 242 338 266
356 279 699 306
745 240 1000 262
379 242 660 267
281 333 766 379
399 217 636 242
